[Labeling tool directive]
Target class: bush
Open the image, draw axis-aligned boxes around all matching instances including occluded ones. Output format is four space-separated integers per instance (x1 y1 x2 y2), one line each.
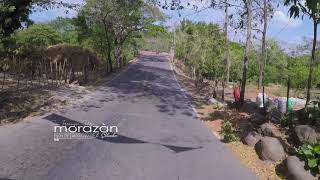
297 144 320 174
280 111 295 127
15 24 63 47
219 121 240 143
297 100 320 125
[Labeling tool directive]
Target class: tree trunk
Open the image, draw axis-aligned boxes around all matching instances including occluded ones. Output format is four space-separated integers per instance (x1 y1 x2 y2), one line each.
55 61 59 86
50 61 53 86
83 57 89 83
38 62 41 87
61 59 66 83
222 0 230 102
306 20 318 106
114 42 122 69
17 58 22 90
224 0 230 84
240 0 252 106
286 78 290 113
107 40 113 73
30 61 33 87
103 21 113 73
258 0 268 90
2 69 6 91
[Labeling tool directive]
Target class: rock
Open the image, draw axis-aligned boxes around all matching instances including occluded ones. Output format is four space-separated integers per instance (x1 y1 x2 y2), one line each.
207 97 224 109
260 123 281 137
286 156 316 180
249 113 265 125
243 131 262 147
255 137 285 162
295 125 320 144
70 80 79 85
208 97 218 105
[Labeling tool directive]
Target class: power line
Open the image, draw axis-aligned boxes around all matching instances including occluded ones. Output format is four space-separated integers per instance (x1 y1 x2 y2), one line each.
270 21 290 39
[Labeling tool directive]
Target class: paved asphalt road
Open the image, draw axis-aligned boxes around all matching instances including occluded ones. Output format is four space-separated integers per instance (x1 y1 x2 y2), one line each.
0 52 256 180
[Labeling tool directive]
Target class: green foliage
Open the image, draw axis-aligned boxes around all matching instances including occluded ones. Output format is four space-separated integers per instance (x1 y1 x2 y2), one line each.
304 100 320 125
285 0 320 104
0 1 33 37
47 17 78 44
142 24 171 52
263 40 288 85
288 56 310 89
280 111 295 127
175 20 225 80
219 121 240 143
285 0 320 18
0 0 72 45
229 42 244 81
74 0 150 70
15 24 63 47
298 143 320 174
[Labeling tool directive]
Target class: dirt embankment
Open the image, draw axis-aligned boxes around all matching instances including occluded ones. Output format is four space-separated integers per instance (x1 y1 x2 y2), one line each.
172 59 283 180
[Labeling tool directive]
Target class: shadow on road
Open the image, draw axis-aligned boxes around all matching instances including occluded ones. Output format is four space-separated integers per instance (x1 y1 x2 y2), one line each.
98 54 195 118
44 113 202 153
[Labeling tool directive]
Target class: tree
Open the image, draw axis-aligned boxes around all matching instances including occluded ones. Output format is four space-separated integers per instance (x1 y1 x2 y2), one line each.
0 0 33 53
0 0 76 37
239 0 253 106
263 40 287 85
257 0 274 90
15 24 63 47
0 0 77 55
174 20 225 83
47 17 78 44
285 0 320 106
221 0 231 102
0 1 32 37
111 0 146 68
76 0 151 73
77 0 116 72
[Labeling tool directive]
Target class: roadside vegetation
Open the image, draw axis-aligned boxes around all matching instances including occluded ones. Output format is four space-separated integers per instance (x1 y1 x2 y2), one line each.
0 0 164 124
148 0 320 179
1 0 320 179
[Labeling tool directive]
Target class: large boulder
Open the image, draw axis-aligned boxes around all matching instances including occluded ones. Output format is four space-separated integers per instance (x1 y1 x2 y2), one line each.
259 123 281 137
243 131 262 147
286 156 316 180
249 113 265 126
295 125 320 144
255 137 285 162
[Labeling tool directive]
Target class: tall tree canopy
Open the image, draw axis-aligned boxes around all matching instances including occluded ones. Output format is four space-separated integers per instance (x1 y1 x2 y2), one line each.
285 0 320 105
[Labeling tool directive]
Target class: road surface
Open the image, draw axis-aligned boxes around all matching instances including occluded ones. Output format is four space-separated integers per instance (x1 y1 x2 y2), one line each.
0 52 256 180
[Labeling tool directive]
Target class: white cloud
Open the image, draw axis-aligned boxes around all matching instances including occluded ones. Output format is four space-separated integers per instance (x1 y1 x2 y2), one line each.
272 10 302 28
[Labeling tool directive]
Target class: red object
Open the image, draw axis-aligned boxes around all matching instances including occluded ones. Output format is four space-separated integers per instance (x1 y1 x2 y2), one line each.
234 87 240 103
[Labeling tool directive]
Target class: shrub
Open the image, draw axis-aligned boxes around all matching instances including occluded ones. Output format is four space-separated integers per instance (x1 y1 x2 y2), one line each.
297 144 320 174
280 111 295 127
297 100 320 125
15 24 63 47
219 121 240 143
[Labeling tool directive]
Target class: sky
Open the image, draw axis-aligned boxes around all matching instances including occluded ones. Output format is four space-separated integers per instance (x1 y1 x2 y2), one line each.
30 0 318 50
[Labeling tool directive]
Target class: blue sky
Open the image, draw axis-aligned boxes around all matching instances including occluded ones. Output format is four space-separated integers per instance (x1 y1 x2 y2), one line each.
30 0 317 49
